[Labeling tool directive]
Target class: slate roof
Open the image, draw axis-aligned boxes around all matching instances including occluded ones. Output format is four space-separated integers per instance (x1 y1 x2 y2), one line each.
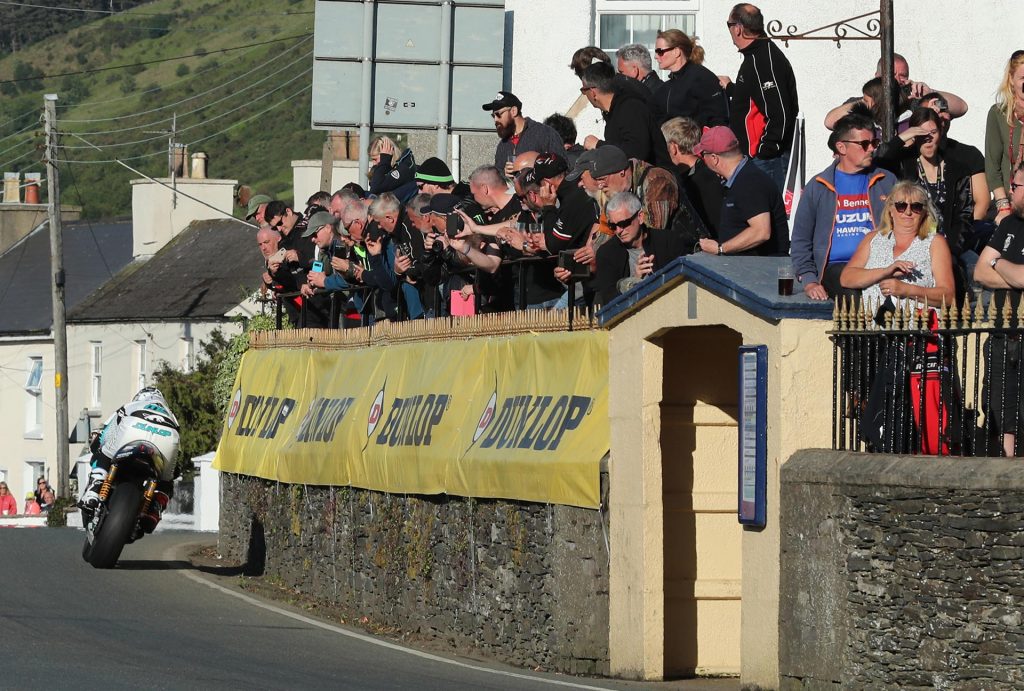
69 218 263 323
0 219 133 335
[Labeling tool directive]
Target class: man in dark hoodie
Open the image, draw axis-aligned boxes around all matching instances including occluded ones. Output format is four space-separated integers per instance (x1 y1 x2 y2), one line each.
580 61 670 168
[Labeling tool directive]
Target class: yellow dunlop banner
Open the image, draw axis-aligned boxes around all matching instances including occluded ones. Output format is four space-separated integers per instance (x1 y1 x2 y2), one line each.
214 331 607 508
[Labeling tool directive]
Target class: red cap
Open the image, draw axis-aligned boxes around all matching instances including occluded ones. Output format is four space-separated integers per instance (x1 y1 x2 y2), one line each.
694 126 739 155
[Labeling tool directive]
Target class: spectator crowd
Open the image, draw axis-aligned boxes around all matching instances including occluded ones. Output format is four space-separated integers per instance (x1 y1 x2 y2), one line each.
244 4 1023 338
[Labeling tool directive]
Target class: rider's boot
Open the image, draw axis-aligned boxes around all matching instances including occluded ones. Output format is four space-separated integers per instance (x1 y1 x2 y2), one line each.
139 491 169 534
78 468 108 510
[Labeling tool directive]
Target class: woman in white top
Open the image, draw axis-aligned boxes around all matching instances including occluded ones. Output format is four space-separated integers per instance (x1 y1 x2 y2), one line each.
840 180 955 315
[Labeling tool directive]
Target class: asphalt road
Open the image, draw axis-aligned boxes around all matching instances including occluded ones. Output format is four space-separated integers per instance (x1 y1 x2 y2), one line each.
0 528 739 691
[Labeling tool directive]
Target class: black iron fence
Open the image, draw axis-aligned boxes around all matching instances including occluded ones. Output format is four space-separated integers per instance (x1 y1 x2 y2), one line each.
832 295 1024 457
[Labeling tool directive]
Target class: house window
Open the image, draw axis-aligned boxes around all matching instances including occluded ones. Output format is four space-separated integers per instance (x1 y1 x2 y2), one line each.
596 1 700 58
90 342 102 408
24 357 43 438
135 340 148 390
181 338 195 373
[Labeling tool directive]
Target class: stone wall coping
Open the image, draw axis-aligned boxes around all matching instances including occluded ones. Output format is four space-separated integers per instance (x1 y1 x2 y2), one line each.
783 449 1024 490
599 254 834 327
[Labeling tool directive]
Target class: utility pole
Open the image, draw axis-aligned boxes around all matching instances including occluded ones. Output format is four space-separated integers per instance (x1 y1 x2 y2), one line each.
44 94 71 500
879 0 895 141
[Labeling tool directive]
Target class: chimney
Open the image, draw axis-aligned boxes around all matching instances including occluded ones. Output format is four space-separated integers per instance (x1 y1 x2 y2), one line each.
3 172 20 203
130 166 238 259
170 143 189 178
23 172 40 204
191 152 208 179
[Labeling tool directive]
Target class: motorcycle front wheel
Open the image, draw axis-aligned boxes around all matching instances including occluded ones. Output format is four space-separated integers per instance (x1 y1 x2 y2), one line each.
87 483 143 569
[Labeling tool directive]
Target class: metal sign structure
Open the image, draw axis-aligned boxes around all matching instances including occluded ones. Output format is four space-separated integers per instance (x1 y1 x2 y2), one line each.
312 0 504 173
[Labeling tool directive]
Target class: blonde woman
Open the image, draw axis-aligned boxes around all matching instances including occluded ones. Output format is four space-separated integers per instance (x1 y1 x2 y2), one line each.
840 180 955 312
0 482 17 516
652 29 727 128
985 50 1024 224
367 135 417 203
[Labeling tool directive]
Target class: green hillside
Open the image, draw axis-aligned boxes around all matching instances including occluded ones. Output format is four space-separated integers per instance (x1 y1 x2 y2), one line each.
0 0 321 218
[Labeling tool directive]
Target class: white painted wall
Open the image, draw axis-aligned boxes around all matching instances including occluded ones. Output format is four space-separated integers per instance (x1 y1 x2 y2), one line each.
504 0 1011 179
66 321 236 430
0 337 57 502
292 159 360 207
130 178 238 258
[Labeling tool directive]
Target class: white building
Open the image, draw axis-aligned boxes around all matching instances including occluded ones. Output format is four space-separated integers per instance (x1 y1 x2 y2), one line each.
0 176 262 503
500 0 1008 179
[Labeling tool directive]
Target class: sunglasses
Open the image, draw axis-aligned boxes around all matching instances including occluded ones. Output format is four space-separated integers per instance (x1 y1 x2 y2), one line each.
1011 181 1023 193
893 201 925 215
840 138 880 151
609 210 640 230
490 108 510 120
579 85 595 94
653 47 675 56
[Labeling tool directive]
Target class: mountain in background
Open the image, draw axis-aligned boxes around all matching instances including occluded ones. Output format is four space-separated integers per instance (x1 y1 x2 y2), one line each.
0 0 322 218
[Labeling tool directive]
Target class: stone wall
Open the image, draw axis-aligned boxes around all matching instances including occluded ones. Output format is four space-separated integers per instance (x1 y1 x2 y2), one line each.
218 472 610 675
780 450 1024 690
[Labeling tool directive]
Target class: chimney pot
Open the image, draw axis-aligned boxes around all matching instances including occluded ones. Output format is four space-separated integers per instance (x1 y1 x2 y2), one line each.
3 172 20 203
23 172 40 204
191 152 208 179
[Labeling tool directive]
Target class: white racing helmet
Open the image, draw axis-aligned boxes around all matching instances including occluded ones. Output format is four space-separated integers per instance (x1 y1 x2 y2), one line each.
132 386 165 403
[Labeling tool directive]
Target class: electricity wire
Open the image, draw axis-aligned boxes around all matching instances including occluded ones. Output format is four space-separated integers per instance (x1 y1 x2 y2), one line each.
59 34 313 124
64 46 313 136
0 33 312 86
61 66 312 149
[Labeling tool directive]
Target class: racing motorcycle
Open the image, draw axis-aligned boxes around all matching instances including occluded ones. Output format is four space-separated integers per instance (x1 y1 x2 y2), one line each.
82 408 180 569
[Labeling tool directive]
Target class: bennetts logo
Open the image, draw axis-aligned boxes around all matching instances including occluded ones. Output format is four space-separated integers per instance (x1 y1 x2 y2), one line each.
475 395 593 451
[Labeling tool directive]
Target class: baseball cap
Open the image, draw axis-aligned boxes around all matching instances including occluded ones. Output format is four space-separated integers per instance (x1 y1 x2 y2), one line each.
420 193 460 215
481 91 523 112
301 211 337 237
532 153 568 181
566 149 599 181
693 126 739 156
590 146 630 178
245 194 272 220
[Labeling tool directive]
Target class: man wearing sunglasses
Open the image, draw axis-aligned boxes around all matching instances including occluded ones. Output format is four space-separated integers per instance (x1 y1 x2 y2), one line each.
719 3 798 193
482 91 563 176
974 164 1024 457
791 113 897 300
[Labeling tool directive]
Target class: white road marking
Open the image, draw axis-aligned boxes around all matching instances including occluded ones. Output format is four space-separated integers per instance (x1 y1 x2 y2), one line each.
167 545 617 691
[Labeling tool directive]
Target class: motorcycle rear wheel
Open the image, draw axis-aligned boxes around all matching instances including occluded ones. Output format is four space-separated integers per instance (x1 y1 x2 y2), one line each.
87 483 143 569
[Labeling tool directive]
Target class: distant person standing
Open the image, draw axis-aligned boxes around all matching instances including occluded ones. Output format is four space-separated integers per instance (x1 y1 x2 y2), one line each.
719 3 799 192
0 482 17 516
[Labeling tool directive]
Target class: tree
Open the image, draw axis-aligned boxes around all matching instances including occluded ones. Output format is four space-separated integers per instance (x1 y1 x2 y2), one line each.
152 329 231 477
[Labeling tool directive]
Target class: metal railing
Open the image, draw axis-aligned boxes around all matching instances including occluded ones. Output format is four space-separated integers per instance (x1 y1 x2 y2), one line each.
262 256 597 331
832 295 1024 457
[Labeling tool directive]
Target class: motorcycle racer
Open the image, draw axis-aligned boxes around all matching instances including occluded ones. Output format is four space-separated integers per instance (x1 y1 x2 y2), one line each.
79 386 181 532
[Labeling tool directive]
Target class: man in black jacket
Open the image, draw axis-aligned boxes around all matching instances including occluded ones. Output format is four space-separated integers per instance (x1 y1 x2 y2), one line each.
616 43 662 96
580 61 670 168
484 91 563 176
720 3 799 192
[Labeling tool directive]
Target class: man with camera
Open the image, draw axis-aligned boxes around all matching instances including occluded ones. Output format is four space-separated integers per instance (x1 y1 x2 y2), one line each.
415 193 483 315
369 193 424 320
305 206 394 325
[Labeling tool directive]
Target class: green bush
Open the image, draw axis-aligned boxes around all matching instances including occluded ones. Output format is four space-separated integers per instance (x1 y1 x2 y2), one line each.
175 63 190 77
